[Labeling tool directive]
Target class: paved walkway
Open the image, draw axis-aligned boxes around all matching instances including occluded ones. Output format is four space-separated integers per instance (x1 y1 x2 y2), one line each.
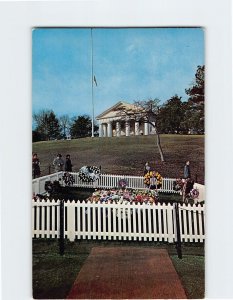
67 247 187 299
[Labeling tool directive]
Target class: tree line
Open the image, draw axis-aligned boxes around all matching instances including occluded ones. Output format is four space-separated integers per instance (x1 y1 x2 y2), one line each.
157 65 204 134
33 65 204 142
32 113 98 142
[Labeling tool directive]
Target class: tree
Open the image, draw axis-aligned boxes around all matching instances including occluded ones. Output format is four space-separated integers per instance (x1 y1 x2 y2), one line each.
157 95 185 134
70 115 98 138
32 130 43 142
185 65 204 104
33 110 62 140
47 111 62 139
184 65 205 133
115 99 165 162
59 115 71 139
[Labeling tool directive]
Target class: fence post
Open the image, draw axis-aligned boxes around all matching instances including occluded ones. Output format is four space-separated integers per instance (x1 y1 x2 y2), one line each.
59 199 65 255
167 203 174 243
67 201 76 242
174 202 182 259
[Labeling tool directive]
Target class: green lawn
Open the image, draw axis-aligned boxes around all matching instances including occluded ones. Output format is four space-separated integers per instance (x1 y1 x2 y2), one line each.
33 134 204 184
33 240 204 299
171 255 205 299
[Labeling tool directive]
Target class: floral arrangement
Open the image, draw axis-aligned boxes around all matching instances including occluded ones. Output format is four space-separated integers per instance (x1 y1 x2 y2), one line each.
78 166 101 183
86 188 159 205
174 178 199 202
118 178 128 188
190 188 199 199
62 172 75 186
173 178 185 191
144 171 163 188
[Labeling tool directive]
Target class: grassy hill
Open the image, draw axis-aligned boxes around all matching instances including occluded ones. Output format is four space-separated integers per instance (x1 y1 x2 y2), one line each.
32 134 204 184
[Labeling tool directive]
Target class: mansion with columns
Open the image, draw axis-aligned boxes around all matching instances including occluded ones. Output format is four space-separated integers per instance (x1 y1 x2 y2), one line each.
96 101 156 137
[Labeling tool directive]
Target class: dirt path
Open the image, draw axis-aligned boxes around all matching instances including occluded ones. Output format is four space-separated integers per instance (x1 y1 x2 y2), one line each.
67 247 187 299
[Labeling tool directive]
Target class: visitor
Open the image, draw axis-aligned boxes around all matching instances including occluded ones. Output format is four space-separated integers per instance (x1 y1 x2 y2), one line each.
32 153 41 179
184 160 191 179
149 171 157 190
144 162 151 175
65 154 73 172
53 154 64 172
182 178 194 203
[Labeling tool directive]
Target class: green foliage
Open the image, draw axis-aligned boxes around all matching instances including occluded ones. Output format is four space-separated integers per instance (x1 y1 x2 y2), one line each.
185 65 205 104
184 65 205 133
70 115 98 138
32 130 43 142
156 65 205 134
157 95 185 134
133 65 205 135
181 101 204 133
33 110 62 141
47 111 62 140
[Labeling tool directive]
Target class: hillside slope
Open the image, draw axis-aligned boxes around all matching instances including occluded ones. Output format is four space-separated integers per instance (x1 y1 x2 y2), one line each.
32 134 204 184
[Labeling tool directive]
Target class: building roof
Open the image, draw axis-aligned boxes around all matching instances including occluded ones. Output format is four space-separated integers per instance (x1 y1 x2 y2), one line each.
96 101 136 120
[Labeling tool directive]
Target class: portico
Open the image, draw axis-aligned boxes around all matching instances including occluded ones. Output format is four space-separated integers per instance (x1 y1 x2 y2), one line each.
96 101 155 138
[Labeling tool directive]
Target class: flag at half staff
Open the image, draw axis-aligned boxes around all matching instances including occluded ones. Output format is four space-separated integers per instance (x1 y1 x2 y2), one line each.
93 75 97 86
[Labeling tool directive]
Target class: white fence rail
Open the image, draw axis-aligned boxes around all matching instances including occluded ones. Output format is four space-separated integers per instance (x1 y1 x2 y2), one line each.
32 199 205 243
70 172 177 193
32 172 63 195
32 172 178 195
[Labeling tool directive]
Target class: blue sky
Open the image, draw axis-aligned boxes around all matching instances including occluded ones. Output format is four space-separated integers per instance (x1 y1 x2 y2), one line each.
32 27 204 120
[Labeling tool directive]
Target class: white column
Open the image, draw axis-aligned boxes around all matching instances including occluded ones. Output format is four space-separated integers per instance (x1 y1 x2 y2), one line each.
103 124 107 137
135 120 140 135
125 120 130 136
99 123 103 137
116 121 121 137
144 122 149 135
107 121 112 137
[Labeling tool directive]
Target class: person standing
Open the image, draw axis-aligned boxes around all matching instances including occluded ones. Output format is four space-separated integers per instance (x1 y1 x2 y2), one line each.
184 160 191 179
65 154 72 172
32 153 41 178
144 162 151 175
53 154 64 172
149 171 157 190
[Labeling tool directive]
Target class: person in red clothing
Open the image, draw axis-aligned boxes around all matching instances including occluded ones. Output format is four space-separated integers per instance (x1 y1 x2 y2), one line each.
32 153 41 178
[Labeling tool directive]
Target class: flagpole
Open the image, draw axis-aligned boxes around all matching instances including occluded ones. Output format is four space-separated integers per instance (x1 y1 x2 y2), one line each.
91 28 94 138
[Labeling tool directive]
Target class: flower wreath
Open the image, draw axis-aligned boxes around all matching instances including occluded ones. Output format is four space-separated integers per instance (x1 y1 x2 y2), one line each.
190 188 199 199
62 172 75 186
118 178 128 188
78 166 101 183
144 171 163 188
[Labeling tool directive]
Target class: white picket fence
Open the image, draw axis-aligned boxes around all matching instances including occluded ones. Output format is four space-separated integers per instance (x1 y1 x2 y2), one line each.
32 199 205 243
32 172 179 195
32 172 64 195
70 172 177 192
